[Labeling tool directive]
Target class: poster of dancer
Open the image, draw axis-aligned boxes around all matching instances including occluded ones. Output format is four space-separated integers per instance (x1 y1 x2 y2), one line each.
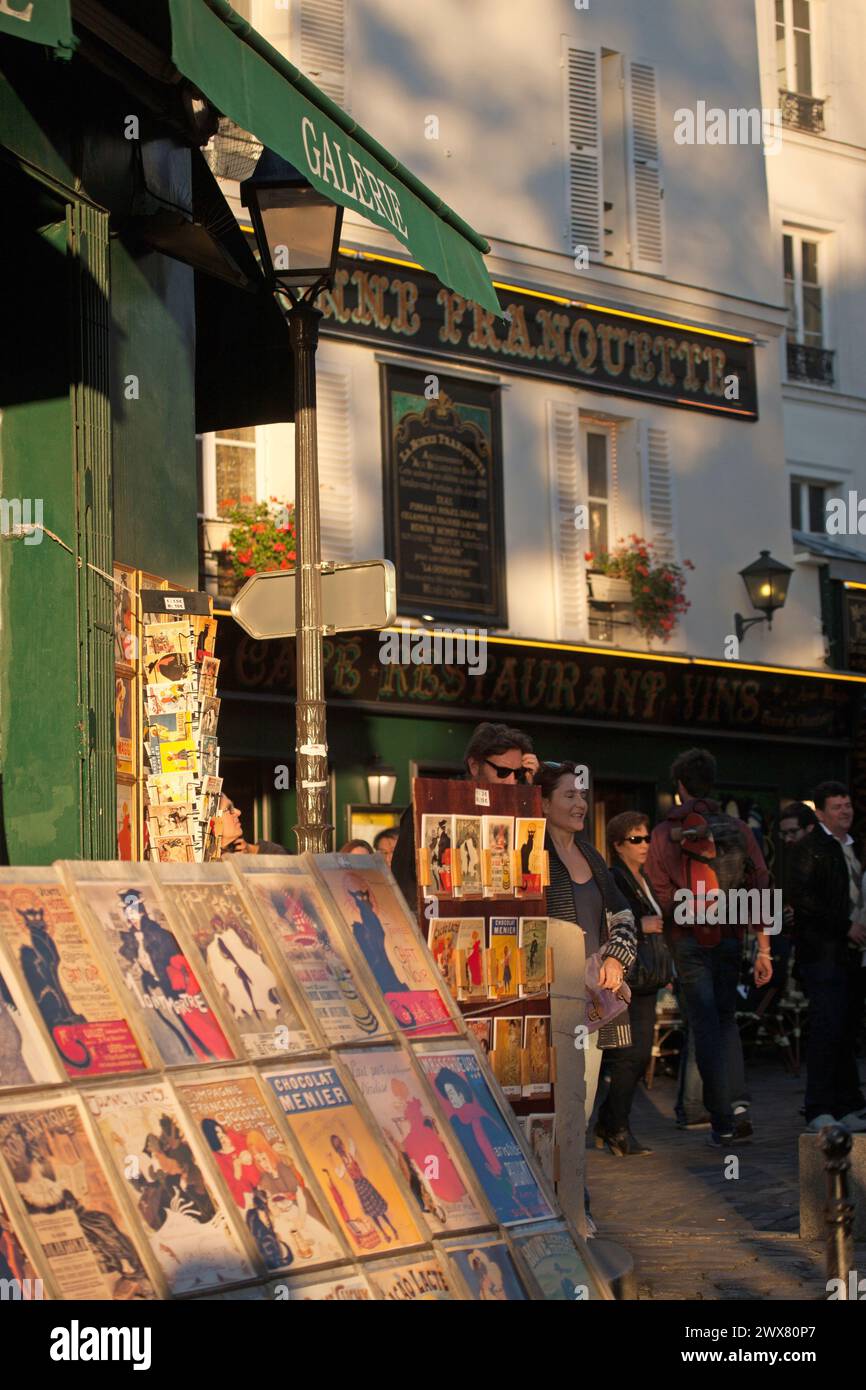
420 814 454 896
263 1063 424 1257
175 1071 344 1274
0 938 63 1090
443 1234 528 1300
414 1046 553 1226
0 1095 156 1299
456 920 487 1001
312 855 458 1038
0 874 148 1078
342 1047 486 1233
427 918 461 994
85 1081 255 1296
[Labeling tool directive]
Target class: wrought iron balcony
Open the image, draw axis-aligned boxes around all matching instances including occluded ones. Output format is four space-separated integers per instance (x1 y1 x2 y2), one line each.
779 90 826 134
786 342 835 386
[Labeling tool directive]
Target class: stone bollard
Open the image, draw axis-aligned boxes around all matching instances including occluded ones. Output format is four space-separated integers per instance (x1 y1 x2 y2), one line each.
821 1123 854 1298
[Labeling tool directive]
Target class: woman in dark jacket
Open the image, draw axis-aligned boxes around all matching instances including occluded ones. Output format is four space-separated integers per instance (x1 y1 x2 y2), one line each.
595 810 671 1157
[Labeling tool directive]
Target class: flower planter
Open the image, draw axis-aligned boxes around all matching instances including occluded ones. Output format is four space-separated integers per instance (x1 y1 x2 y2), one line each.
587 572 633 604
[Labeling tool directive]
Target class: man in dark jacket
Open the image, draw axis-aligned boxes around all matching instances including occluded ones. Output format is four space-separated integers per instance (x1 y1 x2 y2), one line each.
786 781 866 1131
646 748 773 1147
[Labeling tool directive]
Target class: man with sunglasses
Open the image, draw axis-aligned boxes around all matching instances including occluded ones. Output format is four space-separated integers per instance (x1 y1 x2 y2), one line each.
390 722 539 914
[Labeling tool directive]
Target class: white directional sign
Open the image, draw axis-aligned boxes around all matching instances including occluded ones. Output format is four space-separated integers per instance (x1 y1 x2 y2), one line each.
231 559 397 640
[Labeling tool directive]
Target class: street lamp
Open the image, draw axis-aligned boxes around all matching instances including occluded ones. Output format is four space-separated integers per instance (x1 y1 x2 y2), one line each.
241 150 344 853
734 549 793 642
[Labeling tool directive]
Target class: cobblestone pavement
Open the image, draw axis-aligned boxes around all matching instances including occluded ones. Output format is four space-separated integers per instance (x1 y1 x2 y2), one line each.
586 1054 866 1300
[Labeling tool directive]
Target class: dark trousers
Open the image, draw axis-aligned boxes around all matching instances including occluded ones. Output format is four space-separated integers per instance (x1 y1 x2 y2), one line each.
598 990 658 1134
670 935 742 1135
799 959 866 1122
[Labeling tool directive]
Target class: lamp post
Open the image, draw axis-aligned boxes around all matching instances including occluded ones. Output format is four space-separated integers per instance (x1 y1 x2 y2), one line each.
241 150 343 852
734 549 793 643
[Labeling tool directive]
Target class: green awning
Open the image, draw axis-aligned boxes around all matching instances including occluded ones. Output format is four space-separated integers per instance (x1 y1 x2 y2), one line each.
0 0 74 52
167 0 501 316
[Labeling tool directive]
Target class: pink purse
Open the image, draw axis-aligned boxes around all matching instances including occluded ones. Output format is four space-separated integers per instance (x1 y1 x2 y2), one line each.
584 952 631 1035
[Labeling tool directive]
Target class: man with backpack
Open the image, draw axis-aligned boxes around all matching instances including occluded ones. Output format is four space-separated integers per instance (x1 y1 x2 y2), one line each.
646 749 774 1147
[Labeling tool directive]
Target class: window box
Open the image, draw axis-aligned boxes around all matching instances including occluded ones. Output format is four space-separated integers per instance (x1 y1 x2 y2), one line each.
587 572 633 604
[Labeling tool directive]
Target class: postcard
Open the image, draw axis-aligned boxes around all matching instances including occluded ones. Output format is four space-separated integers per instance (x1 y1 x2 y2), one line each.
420 814 454 896
482 815 514 895
143 622 189 661
116 781 135 861
0 1095 156 1299
196 696 221 739
366 1254 453 1301
525 1113 556 1186
514 817 547 895
198 656 220 698
145 682 192 717
523 1016 552 1097
453 815 483 896
146 710 191 743
147 772 199 804
510 1220 598 1299
492 1015 523 1097
427 917 461 994
0 875 148 1078
114 672 134 773
443 1234 527 1300
158 737 198 775
464 1016 491 1055
264 1063 424 1256
455 920 487 1001
414 1045 553 1226
519 917 548 996
488 917 519 999
113 565 138 664
342 1047 486 1234
175 1072 344 1273
150 835 196 864
147 802 196 838
312 855 458 1038
85 1081 255 1295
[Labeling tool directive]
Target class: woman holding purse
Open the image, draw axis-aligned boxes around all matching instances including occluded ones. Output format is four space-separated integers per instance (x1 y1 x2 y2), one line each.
594 811 672 1157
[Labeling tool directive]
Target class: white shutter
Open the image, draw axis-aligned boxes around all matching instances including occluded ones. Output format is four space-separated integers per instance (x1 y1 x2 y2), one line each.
298 0 347 106
564 46 603 260
626 61 664 273
317 367 355 562
547 400 588 640
639 423 677 561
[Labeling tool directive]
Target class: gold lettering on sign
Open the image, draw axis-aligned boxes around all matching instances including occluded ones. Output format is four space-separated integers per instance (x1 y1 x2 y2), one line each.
652 336 678 387
390 279 421 336
490 657 518 704
411 666 440 700
379 664 410 699
610 667 640 718
437 288 466 344
535 309 572 364
676 341 704 392
351 271 391 329
570 318 598 372
640 670 666 718
704 346 727 397
519 658 550 708
319 268 351 324
628 331 655 383
331 640 362 695
597 324 629 377
468 304 504 353
439 666 467 702
739 681 760 722
502 305 536 360
580 667 607 715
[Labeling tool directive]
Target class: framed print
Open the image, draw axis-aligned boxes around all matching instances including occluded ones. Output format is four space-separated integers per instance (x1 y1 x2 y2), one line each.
114 670 136 775
482 815 514 896
345 805 405 849
341 1046 488 1234
0 1185 43 1298
0 1093 157 1300
519 917 548 996
381 365 507 626
525 1114 556 1187
413 1044 553 1226
263 1062 425 1258
269 1266 375 1301
0 869 149 1079
523 1016 552 1098
113 563 138 666
174 1069 344 1274
310 853 459 1039
155 862 317 1060
515 818 546 896
491 1016 523 1098
0 934 64 1091
116 777 137 862
509 1220 605 1300
84 1080 256 1296
420 814 454 897
464 1017 491 1055
228 857 385 1046
443 1234 528 1301
365 1251 454 1301
454 815 483 897
488 917 518 1000
456 920 487 1001
427 917 461 995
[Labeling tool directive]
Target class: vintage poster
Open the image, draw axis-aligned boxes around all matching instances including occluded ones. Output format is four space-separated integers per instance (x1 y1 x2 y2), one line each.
420 814 454 896
116 780 136 862
114 564 138 664
488 917 518 999
312 856 457 1038
150 836 196 864
526 1114 556 1187
233 861 382 1045
514 818 546 896
272 1266 374 1301
510 1220 598 1300
0 1186 43 1298
342 1047 486 1233
464 1016 491 1055
175 1072 343 1273
0 876 148 1078
168 876 314 1058
264 1064 424 1256
85 1081 255 1295
523 1016 552 1097
365 1253 453 1301
0 1096 155 1299
73 878 235 1067
519 917 548 996
415 1046 553 1226
0 948 62 1091
491 1016 523 1097
427 917 460 994
482 815 514 895
443 1235 527 1300
454 816 483 896
114 672 135 774
456 920 487 1001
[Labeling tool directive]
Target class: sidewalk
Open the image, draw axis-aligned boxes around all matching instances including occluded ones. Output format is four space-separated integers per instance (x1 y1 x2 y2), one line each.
586 1054 866 1300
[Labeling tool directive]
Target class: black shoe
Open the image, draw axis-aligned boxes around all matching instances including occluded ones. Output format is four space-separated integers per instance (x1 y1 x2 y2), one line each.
706 1130 734 1149
733 1114 753 1142
676 1113 712 1130
604 1128 653 1157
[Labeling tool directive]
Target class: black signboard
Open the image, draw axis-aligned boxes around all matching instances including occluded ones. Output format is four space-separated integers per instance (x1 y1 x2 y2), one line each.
318 254 758 421
844 590 866 673
381 365 507 626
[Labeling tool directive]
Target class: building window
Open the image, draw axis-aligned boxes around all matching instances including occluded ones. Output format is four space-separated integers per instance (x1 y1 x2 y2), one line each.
783 232 834 384
776 0 812 95
586 430 610 555
790 477 830 534
199 428 259 518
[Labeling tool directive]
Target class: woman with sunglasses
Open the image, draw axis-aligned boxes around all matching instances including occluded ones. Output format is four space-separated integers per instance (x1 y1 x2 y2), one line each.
594 811 671 1157
534 762 636 1233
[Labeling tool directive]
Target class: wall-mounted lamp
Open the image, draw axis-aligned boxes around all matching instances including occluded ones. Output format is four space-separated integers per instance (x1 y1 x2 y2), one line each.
367 758 397 806
734 550 793 642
